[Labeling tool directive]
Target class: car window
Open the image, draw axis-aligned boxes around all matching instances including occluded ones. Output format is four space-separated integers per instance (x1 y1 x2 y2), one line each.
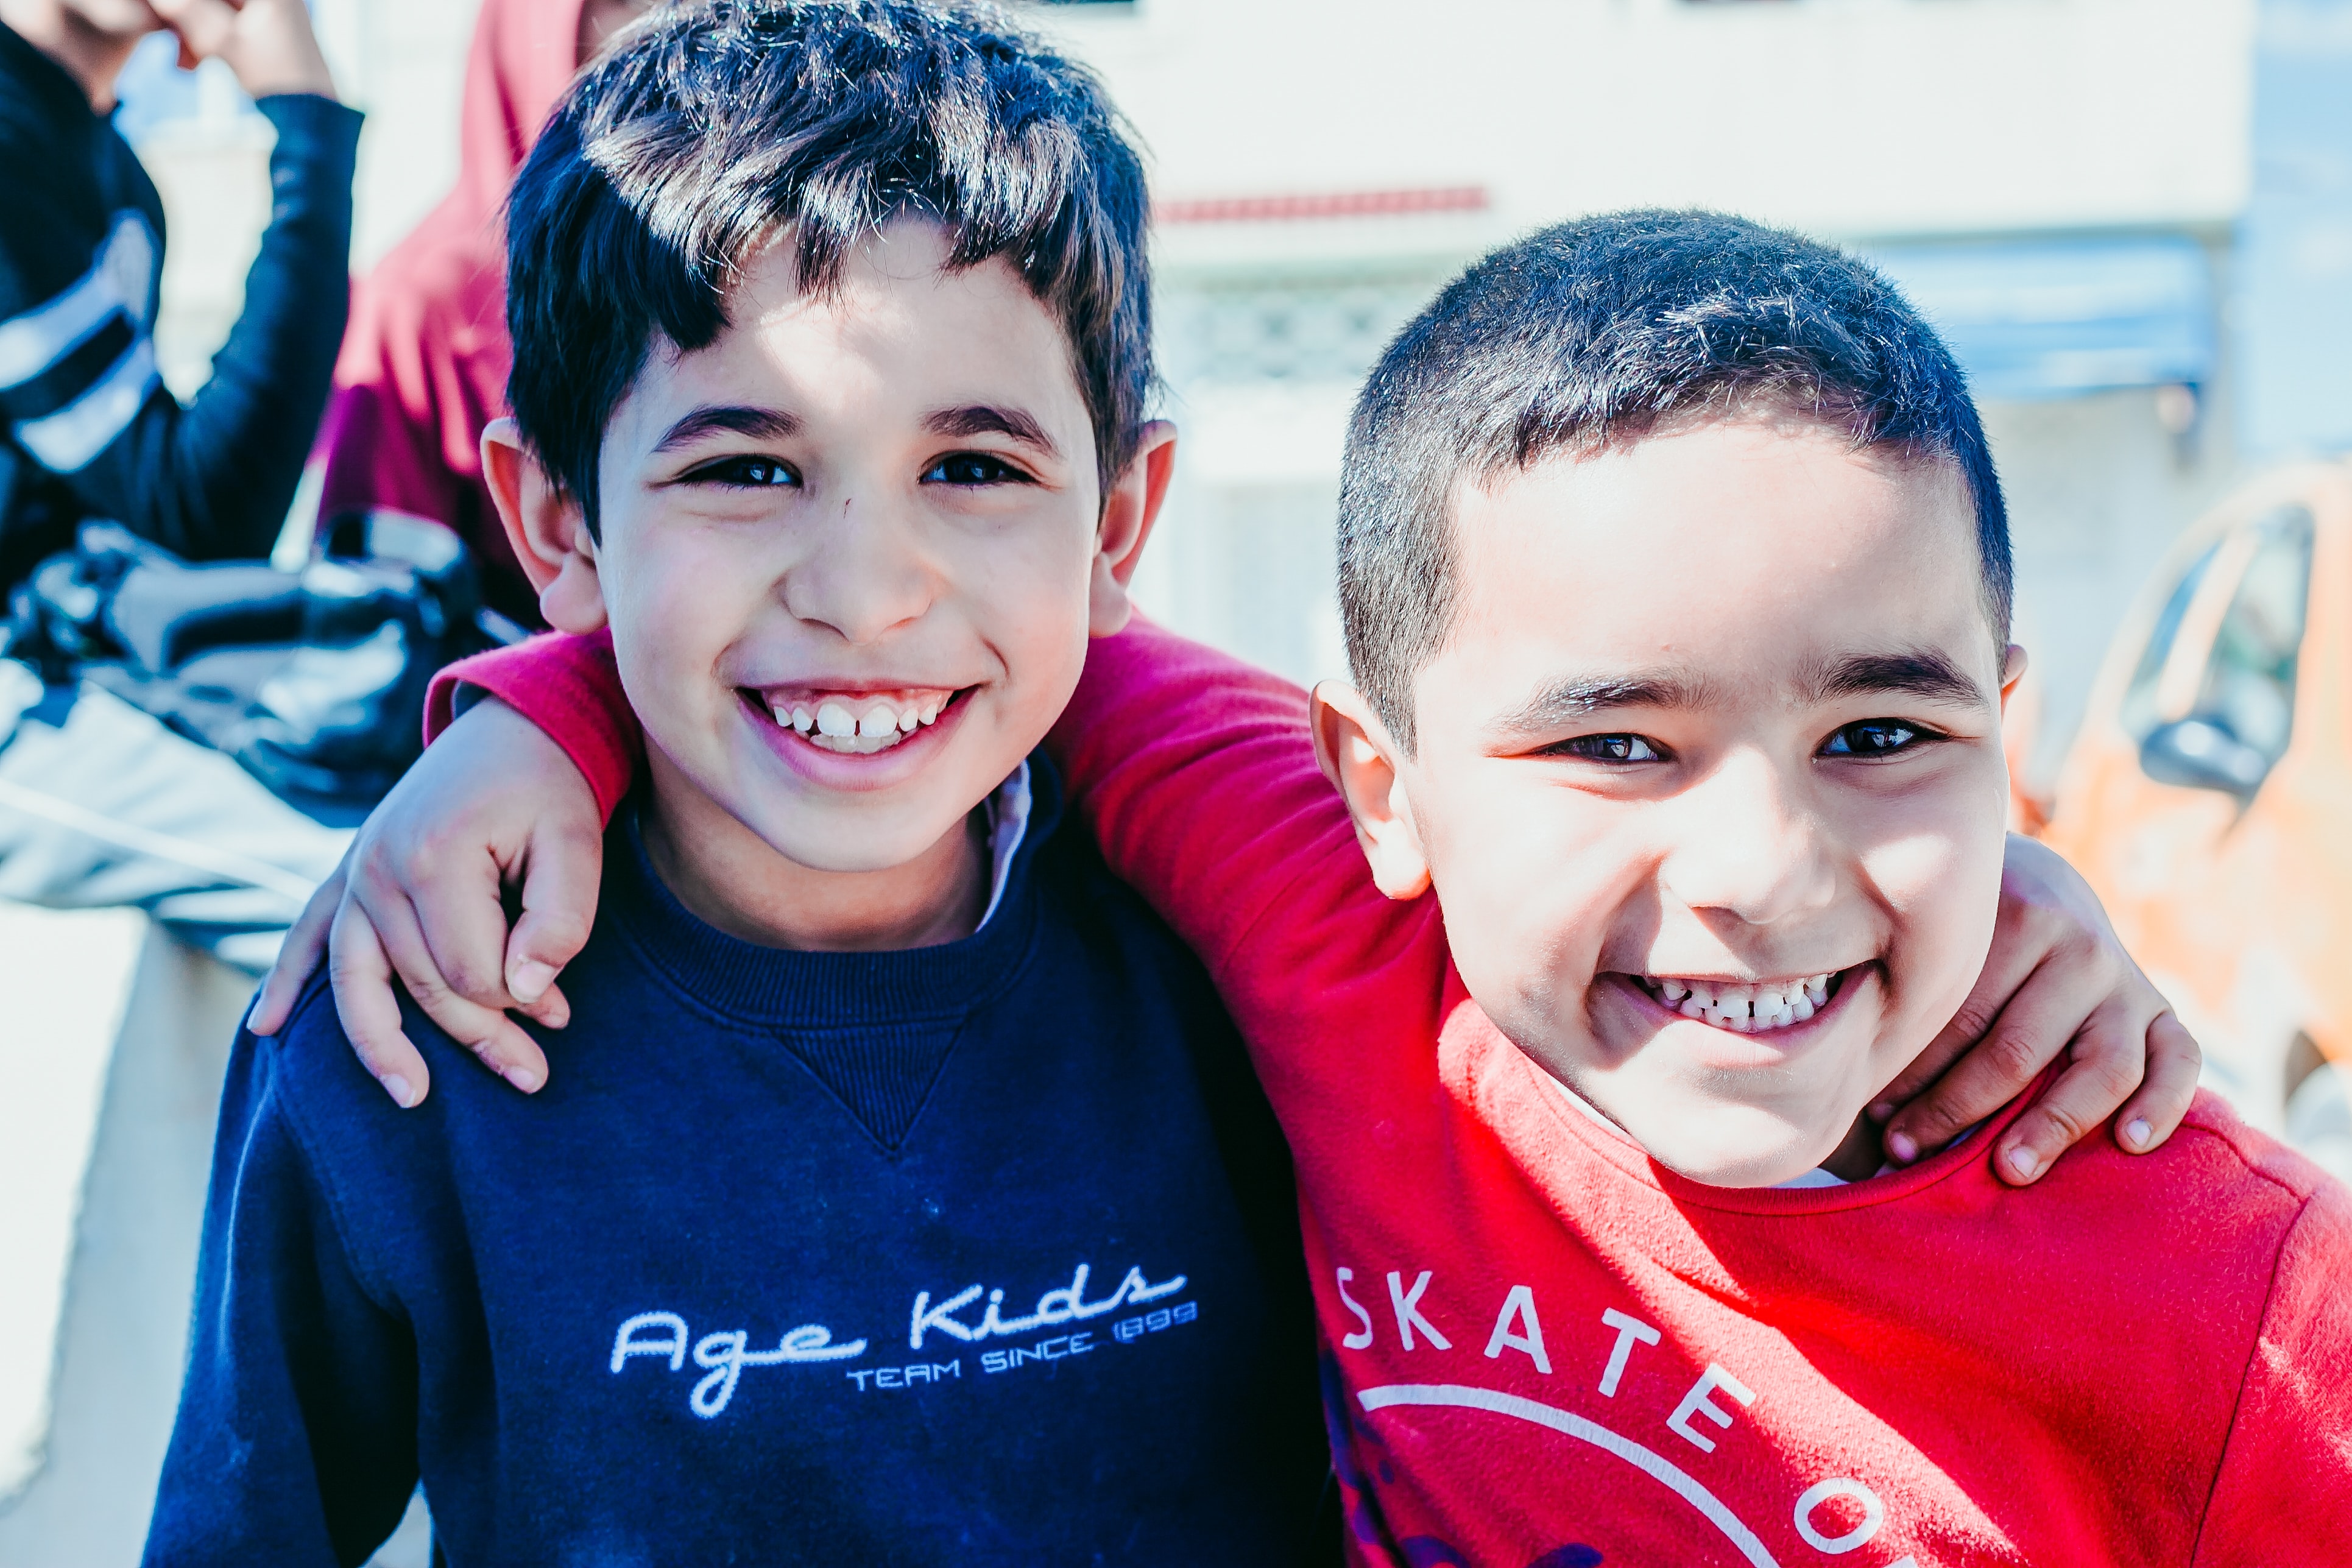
2188 505 2315 766
2119 537 2222 740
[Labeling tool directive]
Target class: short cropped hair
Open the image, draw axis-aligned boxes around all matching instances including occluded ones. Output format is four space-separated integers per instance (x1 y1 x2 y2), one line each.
505 0 1152 532
1338 210 2011 751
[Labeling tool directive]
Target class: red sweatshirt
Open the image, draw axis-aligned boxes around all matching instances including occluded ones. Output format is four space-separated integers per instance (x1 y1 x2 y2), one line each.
435 624 2352 1567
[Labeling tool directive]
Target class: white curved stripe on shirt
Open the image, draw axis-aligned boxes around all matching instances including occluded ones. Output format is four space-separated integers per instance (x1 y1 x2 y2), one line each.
0 212 155 390
13 335 158 473
1355 1382 1781 1567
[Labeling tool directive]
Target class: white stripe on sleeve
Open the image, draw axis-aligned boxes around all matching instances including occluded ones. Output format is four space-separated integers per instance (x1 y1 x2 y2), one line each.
13 335 158 473
0 213 156 392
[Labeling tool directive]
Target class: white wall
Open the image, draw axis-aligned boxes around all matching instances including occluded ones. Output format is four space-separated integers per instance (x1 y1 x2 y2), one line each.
1037 0 2253 244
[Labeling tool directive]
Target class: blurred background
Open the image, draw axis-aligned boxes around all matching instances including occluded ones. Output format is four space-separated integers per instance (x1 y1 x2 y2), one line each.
5 0 2352 1560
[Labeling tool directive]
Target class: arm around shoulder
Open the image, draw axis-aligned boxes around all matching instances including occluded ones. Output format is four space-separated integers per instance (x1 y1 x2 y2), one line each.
1047 618 1423 981
428 629 642 824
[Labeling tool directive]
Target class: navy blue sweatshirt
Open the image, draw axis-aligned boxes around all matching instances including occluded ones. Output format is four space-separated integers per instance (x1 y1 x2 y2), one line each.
0 26 360 586
146 762 1329 1565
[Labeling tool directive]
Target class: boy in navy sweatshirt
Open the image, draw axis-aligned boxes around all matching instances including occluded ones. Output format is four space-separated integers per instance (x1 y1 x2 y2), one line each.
143 4 1329 1561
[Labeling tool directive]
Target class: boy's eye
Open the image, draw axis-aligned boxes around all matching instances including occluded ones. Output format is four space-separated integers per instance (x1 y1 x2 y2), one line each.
1821 719 1929 757
1552 733 1662 764
922 451 1034 487
682 455 799 488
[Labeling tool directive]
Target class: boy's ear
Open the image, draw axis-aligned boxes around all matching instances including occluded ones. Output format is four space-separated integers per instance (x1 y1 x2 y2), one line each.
1310 680 1433 900
1997 643 2029 713
481 418 609 635
1088 419 1179 637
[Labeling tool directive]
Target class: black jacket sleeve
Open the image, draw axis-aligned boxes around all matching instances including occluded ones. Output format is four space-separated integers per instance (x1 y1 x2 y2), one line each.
2 94 359 562
143 1028 418 1567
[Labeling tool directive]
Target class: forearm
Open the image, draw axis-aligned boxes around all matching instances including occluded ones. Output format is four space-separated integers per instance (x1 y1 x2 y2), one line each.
185 94 362 546
1046 620 1371 970
121 94 361 559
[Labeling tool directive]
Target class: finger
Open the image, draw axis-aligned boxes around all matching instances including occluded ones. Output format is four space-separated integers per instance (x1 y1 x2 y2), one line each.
1881 948 2108 1164
249 859 345 1036
504 820 604 1012
1991 995 2148 1185
326 898 432 1109
367 886 550 1094
2112 1010 2202 1154
398 838 531 1014
148 0 242 59
515 978 570 1031
1870 913 2052 1125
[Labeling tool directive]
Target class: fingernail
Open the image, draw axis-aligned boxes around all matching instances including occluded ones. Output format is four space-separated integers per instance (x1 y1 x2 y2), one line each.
1868 1100 1895 1123
381 1073 418 1109
2124 1117 2152 1150
504 1063 543 1093
1887 1130 1919 1164
2007 1146 2039 1179
510 961 557 1003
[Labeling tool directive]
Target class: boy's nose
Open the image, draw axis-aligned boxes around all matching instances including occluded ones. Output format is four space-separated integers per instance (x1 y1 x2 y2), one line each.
1656 749 1837 929
780 496 939 646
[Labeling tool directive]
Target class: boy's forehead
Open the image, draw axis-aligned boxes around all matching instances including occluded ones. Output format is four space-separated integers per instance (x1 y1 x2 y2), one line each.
1435 419 1996 705
618 222 1090 445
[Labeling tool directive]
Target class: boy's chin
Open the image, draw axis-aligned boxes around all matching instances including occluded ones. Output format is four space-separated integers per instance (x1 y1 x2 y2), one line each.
1627 1107 1852 1190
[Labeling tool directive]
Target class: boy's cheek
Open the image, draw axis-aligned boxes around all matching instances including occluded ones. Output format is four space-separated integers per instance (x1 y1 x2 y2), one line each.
1862 805 2007 1028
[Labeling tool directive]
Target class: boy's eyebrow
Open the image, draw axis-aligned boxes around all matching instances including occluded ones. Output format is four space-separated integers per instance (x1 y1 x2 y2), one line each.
652 404 802 451
1491 671 1713 733
923 404 1061 458
659 404 804 453
1809 649 1988 708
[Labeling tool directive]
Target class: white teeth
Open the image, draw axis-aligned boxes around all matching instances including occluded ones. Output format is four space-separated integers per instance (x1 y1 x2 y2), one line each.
1644 967 1846 1034
771 693 965 753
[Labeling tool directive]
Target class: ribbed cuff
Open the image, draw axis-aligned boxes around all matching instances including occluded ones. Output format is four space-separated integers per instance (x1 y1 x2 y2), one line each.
253 93 364 173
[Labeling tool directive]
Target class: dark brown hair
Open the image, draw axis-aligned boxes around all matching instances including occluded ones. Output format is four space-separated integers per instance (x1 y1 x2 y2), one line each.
505 0 1153 532
1339 210 2011 750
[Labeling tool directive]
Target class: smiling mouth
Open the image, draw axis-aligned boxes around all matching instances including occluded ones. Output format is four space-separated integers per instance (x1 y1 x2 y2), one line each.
740 686 972 755
1626 967 1859 1034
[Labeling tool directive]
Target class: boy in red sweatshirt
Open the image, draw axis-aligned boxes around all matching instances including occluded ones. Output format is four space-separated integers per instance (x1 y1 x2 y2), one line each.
260 213 2329 1563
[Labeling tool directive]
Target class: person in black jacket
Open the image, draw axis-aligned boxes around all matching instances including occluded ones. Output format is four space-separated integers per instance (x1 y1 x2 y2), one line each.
0 0 358 582
0 0 361 962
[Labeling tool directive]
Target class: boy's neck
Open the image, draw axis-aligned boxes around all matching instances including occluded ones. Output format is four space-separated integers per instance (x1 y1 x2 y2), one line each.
639 747 993 953
1818 1113 1887 1183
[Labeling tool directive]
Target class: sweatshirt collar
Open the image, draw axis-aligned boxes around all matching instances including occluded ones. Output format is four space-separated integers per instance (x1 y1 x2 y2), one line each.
610 754 1061 1028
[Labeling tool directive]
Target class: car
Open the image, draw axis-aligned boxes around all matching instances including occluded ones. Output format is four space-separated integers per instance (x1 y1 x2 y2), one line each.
2043 461 2352 1180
